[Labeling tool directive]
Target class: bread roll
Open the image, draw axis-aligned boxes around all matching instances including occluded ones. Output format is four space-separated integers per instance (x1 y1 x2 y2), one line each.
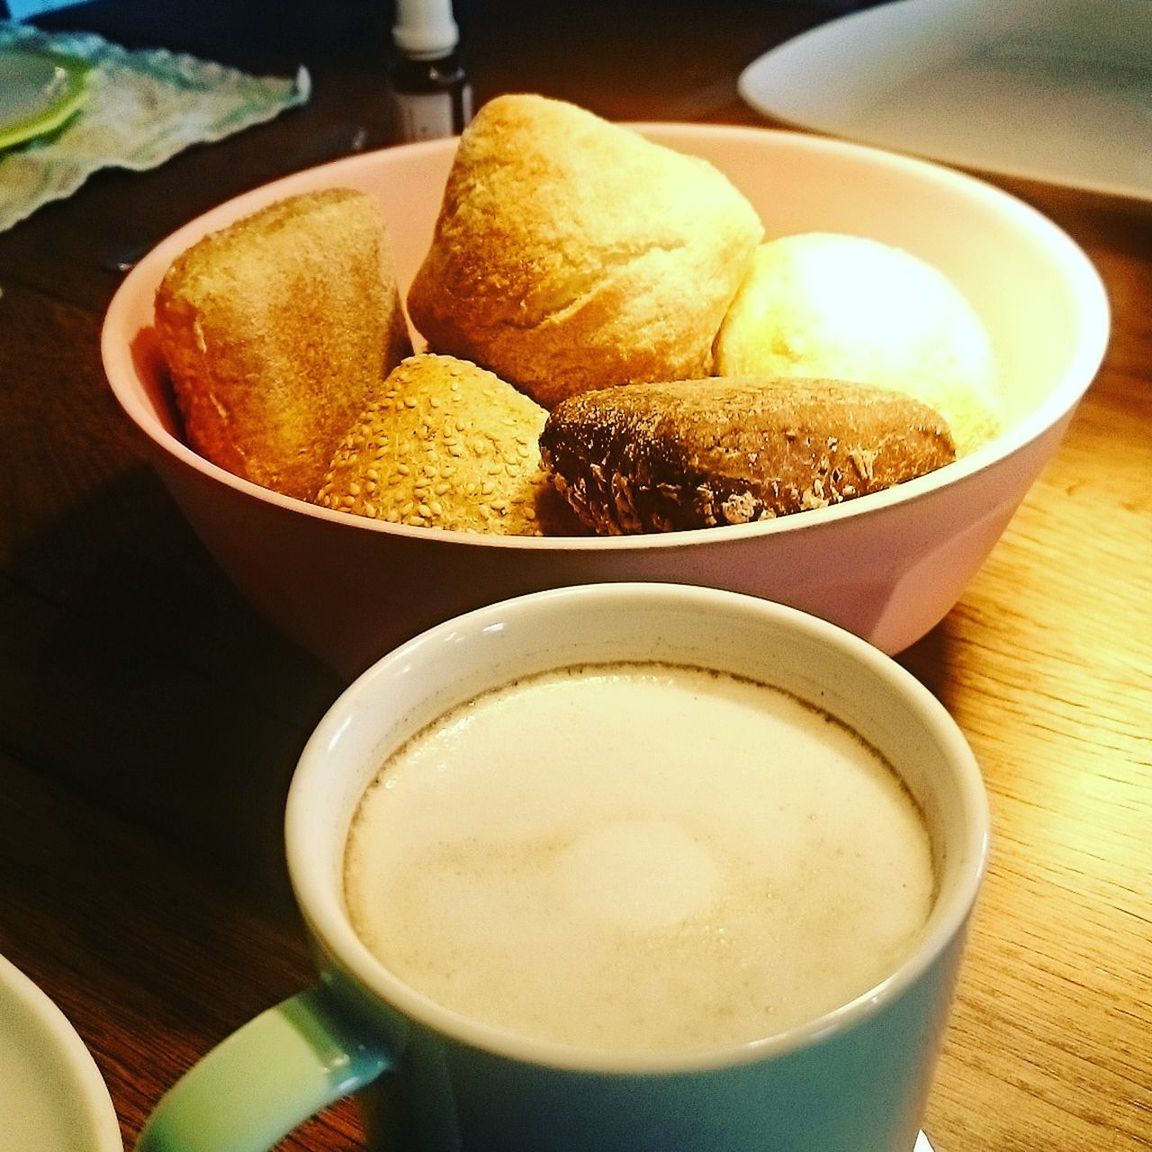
714 233 1000 455
317 354 578 535
154 188 413 501
407 94 763 409
539 377 956 534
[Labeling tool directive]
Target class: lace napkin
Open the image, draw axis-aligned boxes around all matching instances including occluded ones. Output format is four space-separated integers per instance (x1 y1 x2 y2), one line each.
0 21 310 232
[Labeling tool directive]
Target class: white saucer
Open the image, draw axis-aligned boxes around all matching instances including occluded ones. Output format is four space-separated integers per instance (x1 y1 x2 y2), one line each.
739 0 1152 201
0 952 121 1151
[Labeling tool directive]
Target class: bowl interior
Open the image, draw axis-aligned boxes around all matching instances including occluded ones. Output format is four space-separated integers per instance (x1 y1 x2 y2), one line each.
103 124 1109 524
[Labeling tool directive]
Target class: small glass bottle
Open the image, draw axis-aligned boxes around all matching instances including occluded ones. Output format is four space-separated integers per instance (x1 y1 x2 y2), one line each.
388 0 473 143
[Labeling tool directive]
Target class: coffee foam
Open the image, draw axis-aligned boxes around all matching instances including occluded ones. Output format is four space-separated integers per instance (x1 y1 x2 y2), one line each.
344 662 934 1053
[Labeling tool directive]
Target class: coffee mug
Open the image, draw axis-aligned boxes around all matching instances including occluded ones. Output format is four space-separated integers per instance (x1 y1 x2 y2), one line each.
135 582 988 1152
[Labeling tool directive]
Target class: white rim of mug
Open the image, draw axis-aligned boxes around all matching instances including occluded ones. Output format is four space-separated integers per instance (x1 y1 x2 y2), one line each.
287 581 990 1076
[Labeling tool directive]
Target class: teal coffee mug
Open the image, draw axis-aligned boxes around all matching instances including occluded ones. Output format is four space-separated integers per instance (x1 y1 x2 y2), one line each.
136 583 988 1152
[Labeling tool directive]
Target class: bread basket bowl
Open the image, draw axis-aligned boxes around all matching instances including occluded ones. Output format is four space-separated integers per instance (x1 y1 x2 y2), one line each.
102 123 1109 679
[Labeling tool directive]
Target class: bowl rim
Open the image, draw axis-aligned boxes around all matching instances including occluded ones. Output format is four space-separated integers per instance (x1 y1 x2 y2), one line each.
100 122 1111 551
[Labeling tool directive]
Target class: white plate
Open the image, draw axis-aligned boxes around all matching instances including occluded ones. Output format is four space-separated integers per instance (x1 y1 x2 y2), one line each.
739 0 1152 200
0 953 122 1151
0 46 89 150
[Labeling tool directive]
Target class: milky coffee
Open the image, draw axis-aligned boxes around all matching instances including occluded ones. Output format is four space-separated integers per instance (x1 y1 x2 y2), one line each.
343 662 935 1054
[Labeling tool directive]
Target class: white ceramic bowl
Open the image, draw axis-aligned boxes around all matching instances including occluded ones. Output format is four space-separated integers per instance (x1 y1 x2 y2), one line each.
101 124 1109 679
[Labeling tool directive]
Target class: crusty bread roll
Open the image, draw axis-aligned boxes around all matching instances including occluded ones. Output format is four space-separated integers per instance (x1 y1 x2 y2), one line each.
154 188 413 501
317 353 579 535
539 377 956 534
714 233 1000 455
407 94 764 409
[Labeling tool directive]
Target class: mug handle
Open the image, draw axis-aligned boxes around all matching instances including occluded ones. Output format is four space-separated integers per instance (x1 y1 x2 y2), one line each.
135 985 392 1152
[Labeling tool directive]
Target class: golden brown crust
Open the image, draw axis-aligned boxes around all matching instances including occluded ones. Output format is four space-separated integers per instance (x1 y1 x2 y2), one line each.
539 377 957 534
317 354 580 536
406 94 763 409
154 188 412 501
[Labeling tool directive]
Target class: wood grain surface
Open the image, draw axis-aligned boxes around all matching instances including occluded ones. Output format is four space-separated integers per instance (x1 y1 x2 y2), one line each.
1 2 1149 1150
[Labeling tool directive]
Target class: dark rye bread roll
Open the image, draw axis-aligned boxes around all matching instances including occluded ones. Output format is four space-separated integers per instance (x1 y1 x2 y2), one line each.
155 188 412 501
539 377 956 534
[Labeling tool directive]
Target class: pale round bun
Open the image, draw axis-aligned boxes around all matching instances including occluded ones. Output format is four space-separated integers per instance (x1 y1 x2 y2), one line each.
407 94 764 409
714 233 1001 455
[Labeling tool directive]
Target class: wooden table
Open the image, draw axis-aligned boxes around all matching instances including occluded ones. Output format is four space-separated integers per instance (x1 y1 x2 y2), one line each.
1 2 1149 1150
